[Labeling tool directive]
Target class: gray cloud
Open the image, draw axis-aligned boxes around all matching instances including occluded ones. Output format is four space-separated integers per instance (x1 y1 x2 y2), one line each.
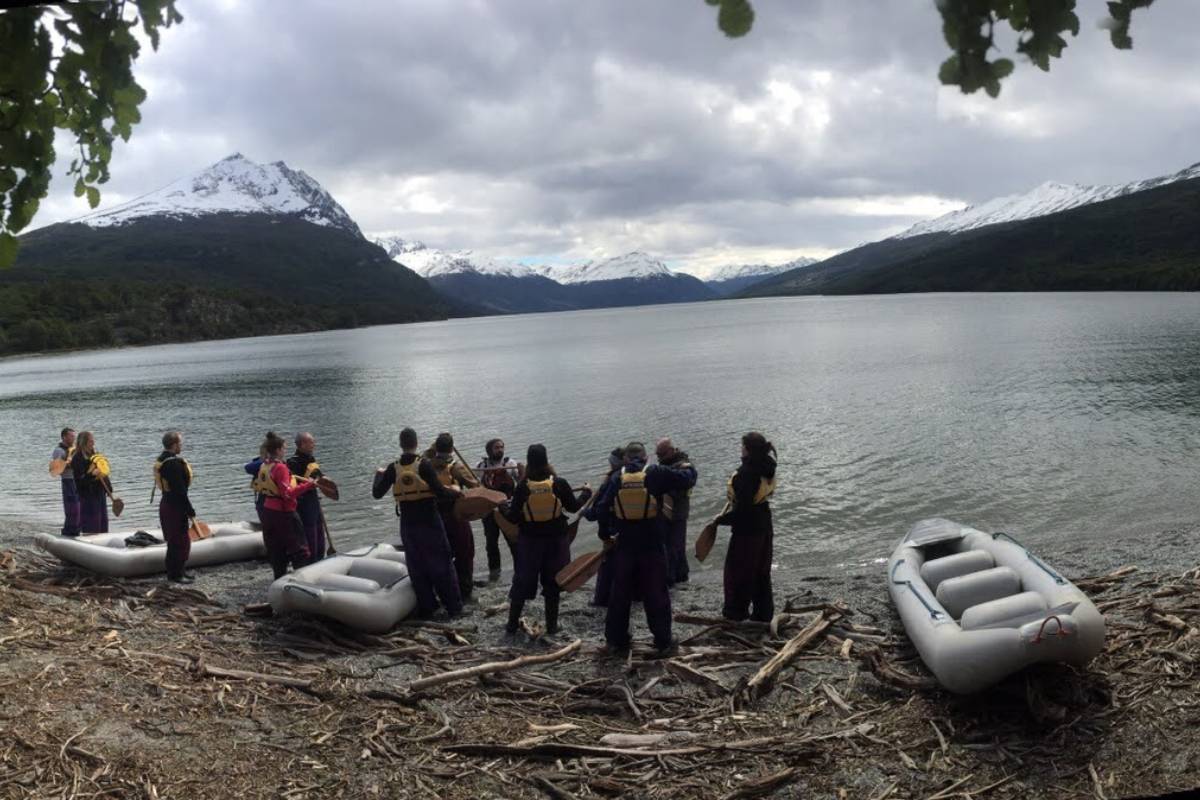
31 0 1200 276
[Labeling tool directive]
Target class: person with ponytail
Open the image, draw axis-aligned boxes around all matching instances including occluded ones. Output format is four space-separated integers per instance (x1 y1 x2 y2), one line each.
501 444 592 637
714 432 778 622
255 431 316 578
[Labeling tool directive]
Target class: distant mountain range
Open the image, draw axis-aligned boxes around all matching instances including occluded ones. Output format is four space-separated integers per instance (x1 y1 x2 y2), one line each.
745 161 1200 297
5 151 1197 357
374 241 716 314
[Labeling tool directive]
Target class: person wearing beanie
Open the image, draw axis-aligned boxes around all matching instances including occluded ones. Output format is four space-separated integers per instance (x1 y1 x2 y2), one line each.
713 432 779 622
502 443 592 637
592 441 697 654
373 427 465 618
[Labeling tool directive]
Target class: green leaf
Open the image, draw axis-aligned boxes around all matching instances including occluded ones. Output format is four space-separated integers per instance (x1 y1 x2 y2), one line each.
85 185 100 209
74 177 86 198
0 233 18 269
717 0 754 37
992 58 1014 79
938 55 962 85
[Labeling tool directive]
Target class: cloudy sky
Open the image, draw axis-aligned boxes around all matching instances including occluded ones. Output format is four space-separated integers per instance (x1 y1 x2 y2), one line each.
33 0 1200 277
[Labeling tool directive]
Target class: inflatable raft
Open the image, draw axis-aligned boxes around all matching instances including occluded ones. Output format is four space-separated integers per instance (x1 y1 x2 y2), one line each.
267 543 415 633
888 518 1105 694
33 522 265 578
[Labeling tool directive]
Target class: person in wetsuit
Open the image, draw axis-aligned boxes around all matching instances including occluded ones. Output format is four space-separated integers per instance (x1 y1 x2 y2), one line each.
502 444 591 636
254 431 316 578
476 438 522 581
714 432 778 622
288 432 326 561
656 437 698 586
70 431 114 534
50 427 80 537
373 427 464 618
424 433 480 600
593 441 696 654
155 430 197 583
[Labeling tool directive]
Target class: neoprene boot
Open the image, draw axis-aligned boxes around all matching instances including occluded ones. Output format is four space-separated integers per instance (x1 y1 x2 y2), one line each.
545 595 560 636
505 599 524 635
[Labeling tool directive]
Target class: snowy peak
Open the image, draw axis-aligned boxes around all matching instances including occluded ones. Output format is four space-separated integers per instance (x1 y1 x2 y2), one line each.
704 257 819 283
372 236 536 279
557 251 677 284
899 161 1200 239
76 153 362 236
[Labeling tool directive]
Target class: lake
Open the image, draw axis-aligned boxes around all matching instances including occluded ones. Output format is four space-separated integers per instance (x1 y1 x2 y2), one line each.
2 293 1198 569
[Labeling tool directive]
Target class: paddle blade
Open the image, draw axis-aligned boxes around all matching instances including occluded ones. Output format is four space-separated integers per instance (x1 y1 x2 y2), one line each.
493 508 519 543
317 476 339 501
189 519 213 541
455 487 507 521
695 522 717 562
111 496 125 518
556 550 605 592
49 458 68 477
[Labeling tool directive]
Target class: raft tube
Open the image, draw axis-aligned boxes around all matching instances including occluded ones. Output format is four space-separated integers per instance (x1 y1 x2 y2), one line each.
33 522 265 578
267 543 415 633
887 518 1105 694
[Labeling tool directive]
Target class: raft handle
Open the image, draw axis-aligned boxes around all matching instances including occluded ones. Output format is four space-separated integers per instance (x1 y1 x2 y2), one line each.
992 531 1066 585
1031 614 1070 643
283 584 322 599
890 559 943 620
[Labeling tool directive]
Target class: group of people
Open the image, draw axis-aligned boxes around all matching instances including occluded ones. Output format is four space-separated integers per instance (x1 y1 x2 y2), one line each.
49 424 780 652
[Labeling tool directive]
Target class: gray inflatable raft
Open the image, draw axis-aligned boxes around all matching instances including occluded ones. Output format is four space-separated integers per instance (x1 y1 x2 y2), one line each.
33 522 265 578
888 518 1105 694
267 543 416 633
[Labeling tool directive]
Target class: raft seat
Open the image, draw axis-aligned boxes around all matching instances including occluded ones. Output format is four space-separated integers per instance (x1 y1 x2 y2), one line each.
960 591 1048 630
920 550 995 592
346 558 408 587
935 566 1021 620
315 573 381 593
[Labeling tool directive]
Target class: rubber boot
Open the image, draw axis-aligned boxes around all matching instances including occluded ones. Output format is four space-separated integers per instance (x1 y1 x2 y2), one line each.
505 599 524 635
545 595 560 636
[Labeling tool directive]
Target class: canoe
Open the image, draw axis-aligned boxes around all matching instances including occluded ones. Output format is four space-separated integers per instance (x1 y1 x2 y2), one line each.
887 518 1105 694
267 543 415 633
33 521 265 578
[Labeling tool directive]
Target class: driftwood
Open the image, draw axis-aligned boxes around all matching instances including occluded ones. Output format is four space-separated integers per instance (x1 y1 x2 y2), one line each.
718 768 800 800
408 639 582 693
124 650 319 692
741 611 839 703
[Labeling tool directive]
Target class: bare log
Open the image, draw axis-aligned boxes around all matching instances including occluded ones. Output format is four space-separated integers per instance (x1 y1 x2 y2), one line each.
741 611 837 702
408 639 581 693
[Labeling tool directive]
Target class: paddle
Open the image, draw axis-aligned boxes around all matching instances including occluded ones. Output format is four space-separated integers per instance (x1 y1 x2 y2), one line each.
694 502 731 562
188 518 212 541
316 475 339 501
556 538 615 592
102 483 125 518
48 458 68 478
319 506 337 556
493 507 519 544
565 483 599 544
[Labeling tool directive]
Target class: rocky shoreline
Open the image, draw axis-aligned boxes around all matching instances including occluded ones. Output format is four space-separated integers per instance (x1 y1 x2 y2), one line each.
1 518 1198 798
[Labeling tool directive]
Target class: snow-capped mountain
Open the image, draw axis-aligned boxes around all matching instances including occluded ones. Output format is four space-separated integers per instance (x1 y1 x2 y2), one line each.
76 153 362 237
555 251 676 284
373 236 535 279
898 161 1200 239
703 258 820 296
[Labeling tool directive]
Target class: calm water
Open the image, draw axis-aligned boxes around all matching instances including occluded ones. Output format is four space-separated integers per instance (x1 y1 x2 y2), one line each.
2 293 1198 568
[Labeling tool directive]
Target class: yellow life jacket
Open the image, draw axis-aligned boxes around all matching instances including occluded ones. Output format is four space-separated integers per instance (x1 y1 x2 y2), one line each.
614 470 658 521
522 477 562 522
154 455 193 493
433 461 458 489
299 460 321 481
88 453 111 479
252 461 293 498
49 445 75 477
393 458 434 503
727 472 775 505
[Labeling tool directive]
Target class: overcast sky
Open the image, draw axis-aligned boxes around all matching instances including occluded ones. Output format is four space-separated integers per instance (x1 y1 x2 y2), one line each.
32 0 1200 277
